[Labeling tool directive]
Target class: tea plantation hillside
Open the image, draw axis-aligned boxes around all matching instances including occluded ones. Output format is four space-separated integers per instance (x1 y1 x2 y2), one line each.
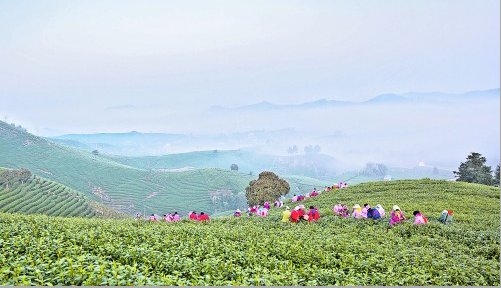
101 150 342 180
102 152 454 183
0 179 498 285
0 168 126 219
96 150 272 174
0 122 327 216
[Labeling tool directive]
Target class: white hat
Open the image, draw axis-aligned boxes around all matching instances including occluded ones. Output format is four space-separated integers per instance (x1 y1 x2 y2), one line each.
441 210 448 214
294 206 300 211
285 206 290 210
353 204 361 209
376 204 382 209
393 205 400 211
236 209 240 212
298 205 305 209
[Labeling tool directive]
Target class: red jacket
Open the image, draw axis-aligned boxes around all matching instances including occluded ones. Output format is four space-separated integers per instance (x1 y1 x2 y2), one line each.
308 209 320 222
189 213 197 220
197 214 210 221
290 209 304 222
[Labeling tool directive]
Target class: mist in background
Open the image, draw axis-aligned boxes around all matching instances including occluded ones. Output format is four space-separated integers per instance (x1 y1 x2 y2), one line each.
0 0 499 170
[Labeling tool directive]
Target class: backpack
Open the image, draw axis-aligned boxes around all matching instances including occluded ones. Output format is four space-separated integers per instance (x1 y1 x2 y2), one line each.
372 209 381 220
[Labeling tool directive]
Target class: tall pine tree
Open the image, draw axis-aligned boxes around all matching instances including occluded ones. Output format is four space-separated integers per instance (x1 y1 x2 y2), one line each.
453 152 493 185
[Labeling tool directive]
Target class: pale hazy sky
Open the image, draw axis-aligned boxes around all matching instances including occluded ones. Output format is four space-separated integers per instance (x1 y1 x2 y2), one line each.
0 0 499 134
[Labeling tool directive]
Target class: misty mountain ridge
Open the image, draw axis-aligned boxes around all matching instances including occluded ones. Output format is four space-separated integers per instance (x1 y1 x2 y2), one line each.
364 93 409 103
43 87 500 169
209 88 499 111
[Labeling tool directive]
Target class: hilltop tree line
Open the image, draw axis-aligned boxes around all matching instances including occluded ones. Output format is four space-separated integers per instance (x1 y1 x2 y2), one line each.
454 152 500 186
287 144 321 154
1 119 28 133
0 168 32 189
362 162 388 178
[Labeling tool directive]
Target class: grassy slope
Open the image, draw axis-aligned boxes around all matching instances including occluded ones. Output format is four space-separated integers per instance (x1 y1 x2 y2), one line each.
0 179 498 285
0 167 126 219
102 150 342 180
0 122 327 215
335 166 454 184
102 150 269 173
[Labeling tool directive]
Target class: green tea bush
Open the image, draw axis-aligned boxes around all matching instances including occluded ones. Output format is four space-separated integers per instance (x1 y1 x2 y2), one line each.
0 179 498 285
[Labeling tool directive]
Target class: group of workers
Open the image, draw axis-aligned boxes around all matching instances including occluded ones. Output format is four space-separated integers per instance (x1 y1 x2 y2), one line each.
238 198 453 227
281 205 321 222
333 203 453 226
138 183 454 227
245 203 270 216
334 203 386 220
138 212 182 222
189 211 211 221
137 211 212 222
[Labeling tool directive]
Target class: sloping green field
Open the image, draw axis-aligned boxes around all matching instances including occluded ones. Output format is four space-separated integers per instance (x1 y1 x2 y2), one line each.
102 150 271 174
0 179 498 285
0 168 126 219
101 150 342 181
0 122 327 215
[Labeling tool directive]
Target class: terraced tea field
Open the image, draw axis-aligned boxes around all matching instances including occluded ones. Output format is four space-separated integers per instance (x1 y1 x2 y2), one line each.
0 179 498 285
0 168 125 219
0 122 327 216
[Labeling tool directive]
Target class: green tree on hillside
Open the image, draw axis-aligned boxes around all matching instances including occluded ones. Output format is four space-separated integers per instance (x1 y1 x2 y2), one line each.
432 166 439 175
0 168 32 187
453 152 493 185
494 165 500 186
0 169 18 189
18 168 32 184
304 145 321 154
287 145 298 154
245 171 290 206
362 162 388 178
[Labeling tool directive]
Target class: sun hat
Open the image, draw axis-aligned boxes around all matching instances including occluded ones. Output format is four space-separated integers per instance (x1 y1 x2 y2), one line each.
353 204 361 209
393 205 400 211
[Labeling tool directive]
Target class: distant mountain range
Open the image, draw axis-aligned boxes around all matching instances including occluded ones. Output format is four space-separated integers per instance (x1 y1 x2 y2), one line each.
209 88 500 111
36 87 501 172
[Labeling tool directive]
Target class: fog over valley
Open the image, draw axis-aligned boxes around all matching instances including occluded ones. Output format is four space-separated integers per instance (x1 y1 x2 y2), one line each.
47 89 500 171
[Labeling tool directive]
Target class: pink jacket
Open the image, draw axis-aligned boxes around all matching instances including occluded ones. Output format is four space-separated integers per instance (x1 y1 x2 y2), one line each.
361 206 370 218
414 213 427 225
351 210 363 219
390 210 405 225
